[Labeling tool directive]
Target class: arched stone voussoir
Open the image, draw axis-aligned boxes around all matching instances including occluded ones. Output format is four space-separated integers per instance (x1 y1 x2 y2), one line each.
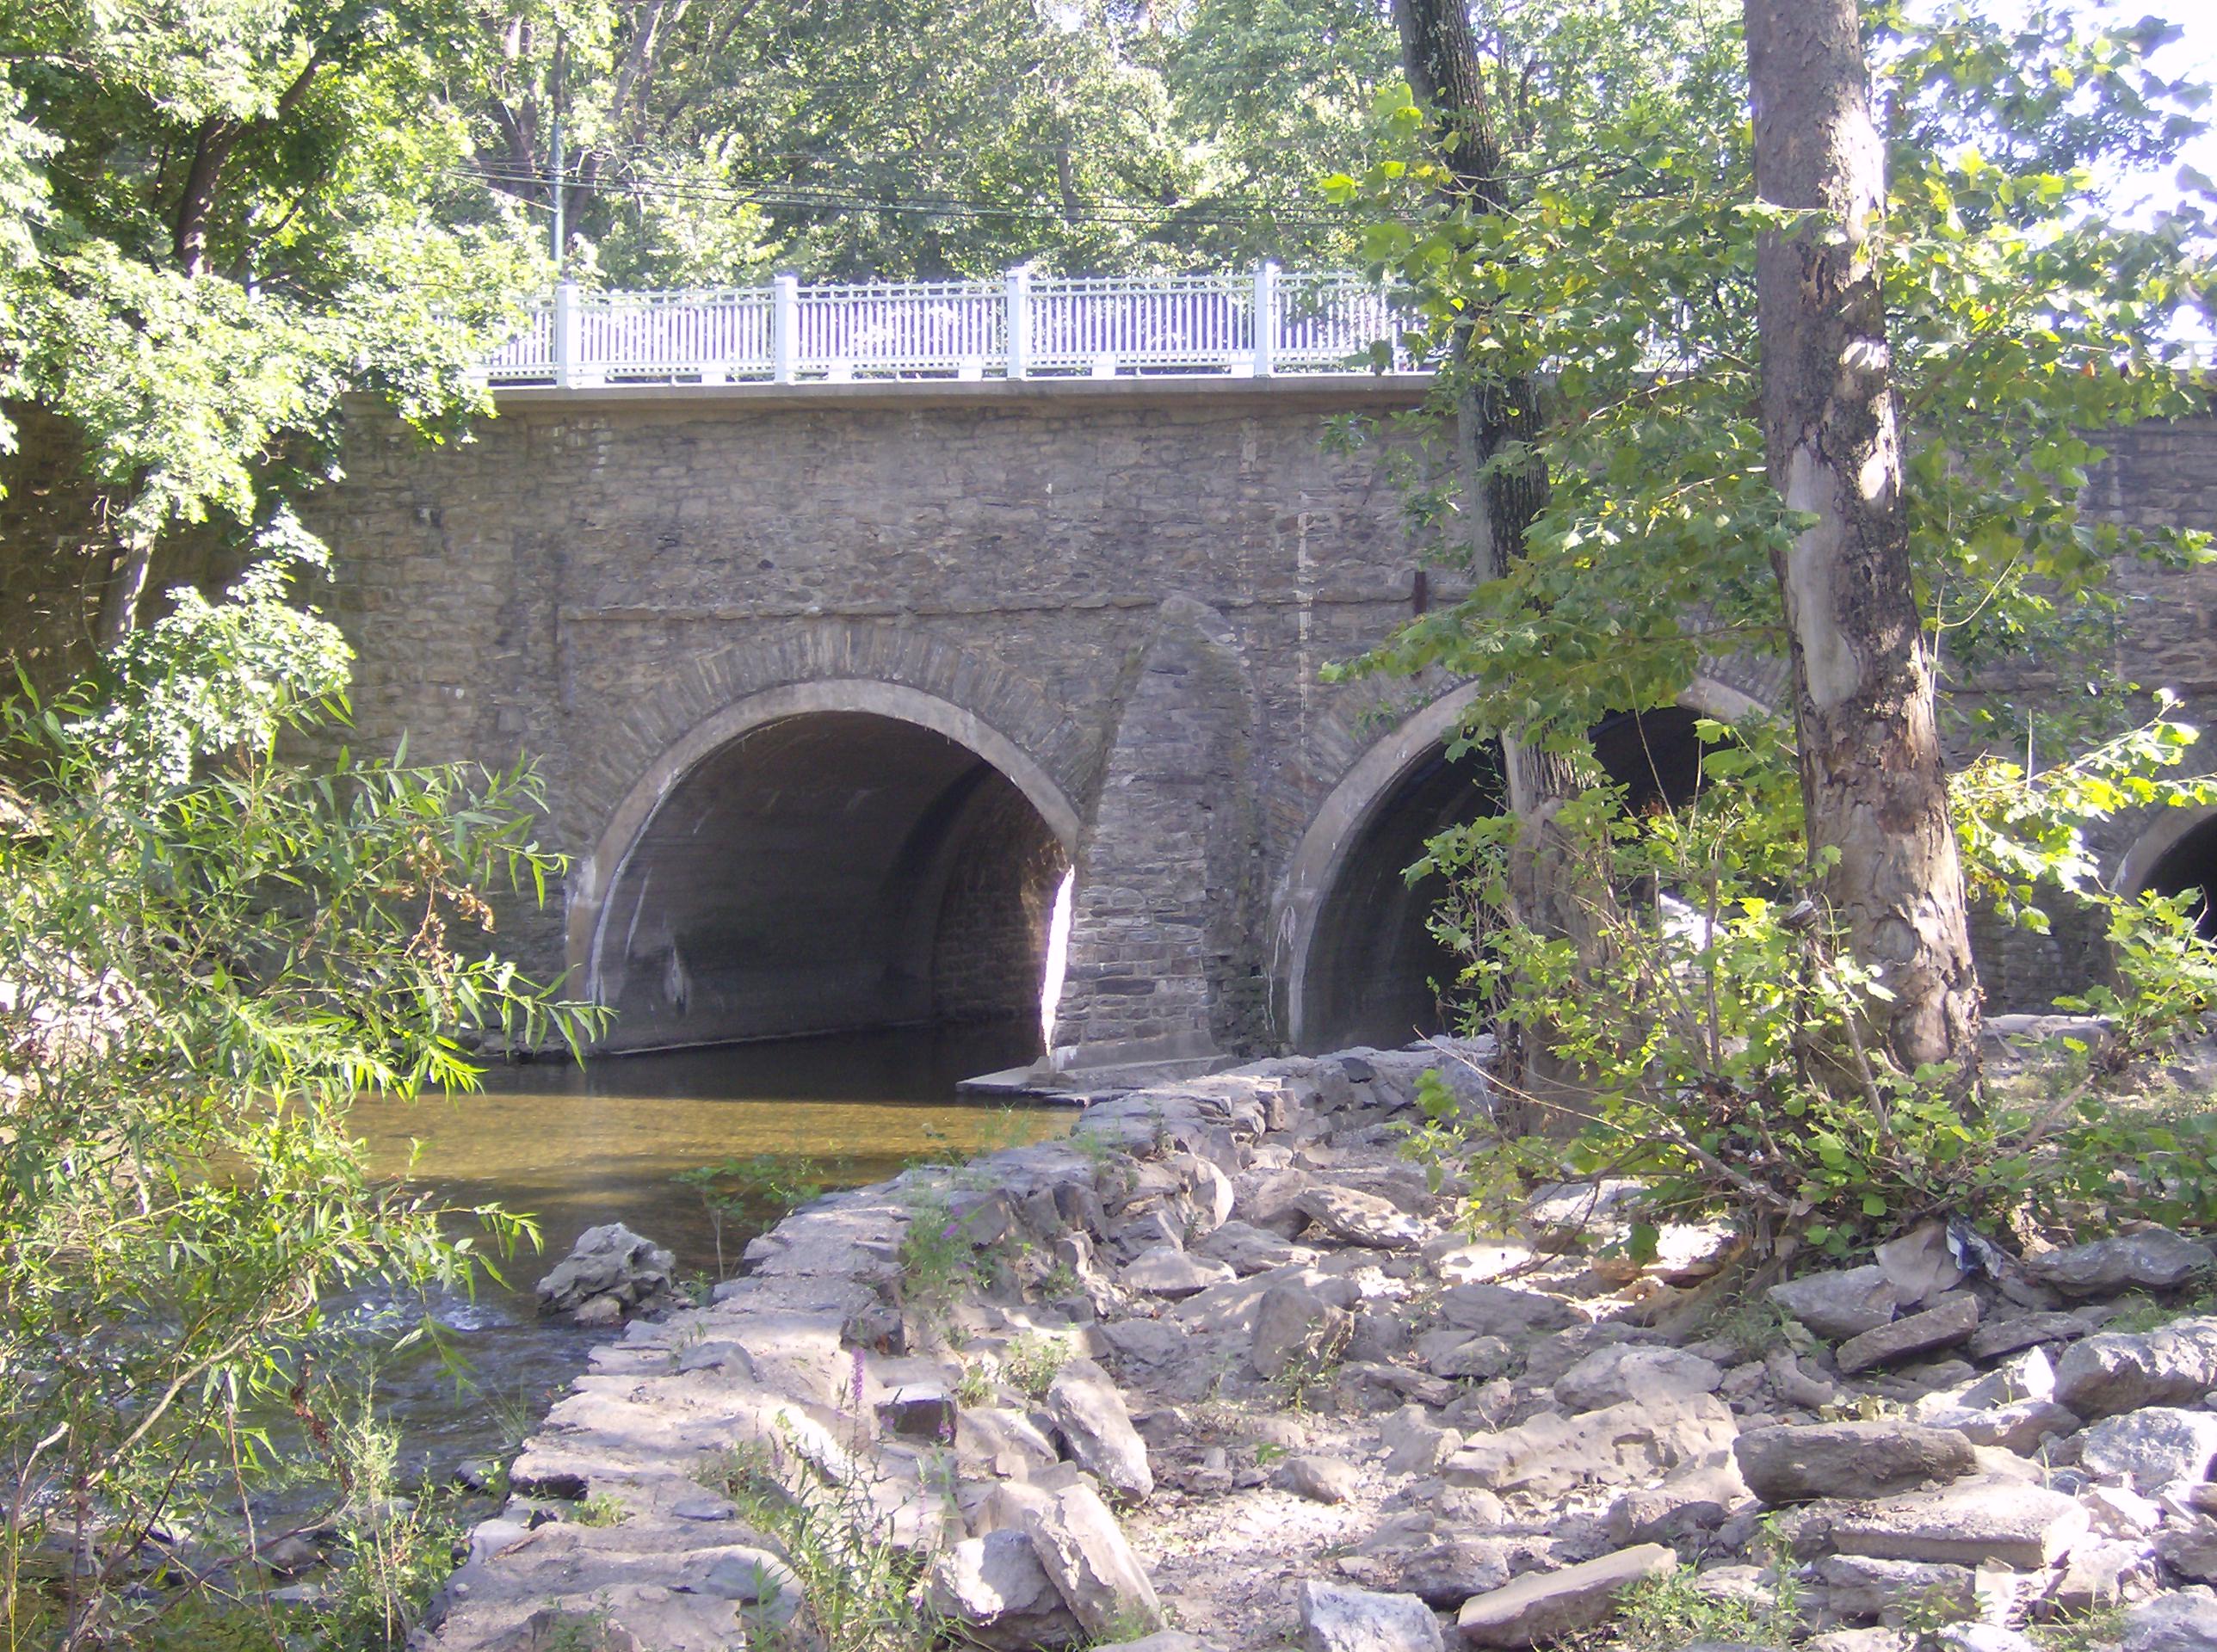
563 639 1090 988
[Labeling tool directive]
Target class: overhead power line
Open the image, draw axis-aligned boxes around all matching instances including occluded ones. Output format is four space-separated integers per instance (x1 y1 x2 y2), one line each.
454 160 1363 231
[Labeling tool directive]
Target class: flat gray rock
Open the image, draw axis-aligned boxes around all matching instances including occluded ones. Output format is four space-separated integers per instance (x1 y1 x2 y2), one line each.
1298 1580 1444 1652
1733 1421 1973 1504
1830 1480 2089 1569
2026 1229 2215 1298
1817 1555 1974 1624
1123 1245 1237 1298
1444 1394 1738 1499
1436 1281 1579 1337
1554 1344 1723 1413
1769 1266 1899 1341
1454 1544 1676 1648
1292 1185 1427 1250
1192 1219 1315 1275
1836 1295 1980 1374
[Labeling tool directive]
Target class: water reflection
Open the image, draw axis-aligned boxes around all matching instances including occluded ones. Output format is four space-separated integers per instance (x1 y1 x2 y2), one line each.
335 1020 1071 1480
352 1020 1069 1275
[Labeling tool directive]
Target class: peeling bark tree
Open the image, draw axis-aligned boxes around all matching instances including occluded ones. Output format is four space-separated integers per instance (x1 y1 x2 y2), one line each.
1744 0 1982 1071
1392 0 1590 1119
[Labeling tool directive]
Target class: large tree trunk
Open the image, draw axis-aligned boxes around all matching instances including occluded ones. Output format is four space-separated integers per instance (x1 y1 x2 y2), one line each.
1392 0 1588 1123
1743 0 1981 1073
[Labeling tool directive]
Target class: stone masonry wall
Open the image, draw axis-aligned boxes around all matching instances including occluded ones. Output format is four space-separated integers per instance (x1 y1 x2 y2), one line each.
930 781 1071 1026
300 380 1436 1060
5 384 2215 1050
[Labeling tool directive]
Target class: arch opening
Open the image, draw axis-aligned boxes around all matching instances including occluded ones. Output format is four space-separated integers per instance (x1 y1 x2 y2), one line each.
1289 704 1719 1054
2140 811 2217 939
590 709 1071 1055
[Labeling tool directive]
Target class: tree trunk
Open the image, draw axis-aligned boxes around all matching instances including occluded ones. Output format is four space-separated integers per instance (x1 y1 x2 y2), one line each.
96 533 154 649
1393 0 1589 1125
1743 0 1982 1072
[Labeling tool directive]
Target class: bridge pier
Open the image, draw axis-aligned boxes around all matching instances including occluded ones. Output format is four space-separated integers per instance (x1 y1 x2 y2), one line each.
1049 595 1267 1072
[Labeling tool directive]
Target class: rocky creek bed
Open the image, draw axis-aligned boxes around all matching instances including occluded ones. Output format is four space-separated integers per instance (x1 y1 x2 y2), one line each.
423 1044 2217 1652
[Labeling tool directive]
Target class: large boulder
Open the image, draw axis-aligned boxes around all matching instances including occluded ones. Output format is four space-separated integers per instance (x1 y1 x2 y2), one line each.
1046 1359 1154 1503
2025 1230 2215 1298
1768 1267 1899 1341
1292 1186 1427 1251
1835 1296 1979 1374
1554 1345 1724 1413
534 1224 678 1320
1020 1482 1165 1639
2124 1589 2217 1652
2055 1320 2217 1419
924 1530 1086 1650
1435 1282 1580 1338
1732 1421 1975 1504
1443 1394 1738 1498
2079 1407 2217 1494
1454 1544 1677 1648
1830 1481 2090 1569
1297 1581 1444 1652
1252 1279 1355 1380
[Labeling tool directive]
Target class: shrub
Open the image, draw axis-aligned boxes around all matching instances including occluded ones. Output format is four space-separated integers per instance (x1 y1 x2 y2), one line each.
672 1152 831 1277
1408 713 2217 1262
0 538 596 1646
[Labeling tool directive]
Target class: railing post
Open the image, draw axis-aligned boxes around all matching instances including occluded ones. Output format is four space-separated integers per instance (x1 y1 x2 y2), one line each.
553 280 579 388
1005 268 1031 379
1253 261 1277 378
773 274 799 384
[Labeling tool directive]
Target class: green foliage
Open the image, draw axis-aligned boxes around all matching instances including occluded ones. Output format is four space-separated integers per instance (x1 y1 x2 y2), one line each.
671 1153 829 1278
702 1429 936 1652
953 1361 996 1409
0 553 596 1643
998 1332 1077 1402
0 0 541 631
309 1404 466 1651
1327 3 2211 756
1420 718 2217 1255
1268 1311 1352 1414
570 1492 627 1528
896 1188 987 1319
1615 1564 1784 1652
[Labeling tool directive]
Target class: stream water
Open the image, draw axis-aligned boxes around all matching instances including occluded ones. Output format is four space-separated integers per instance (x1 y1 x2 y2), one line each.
337 1020 1071 1484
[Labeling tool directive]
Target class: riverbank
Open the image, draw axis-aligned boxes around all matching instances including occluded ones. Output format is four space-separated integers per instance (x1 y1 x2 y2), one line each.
424 1042 2217 1652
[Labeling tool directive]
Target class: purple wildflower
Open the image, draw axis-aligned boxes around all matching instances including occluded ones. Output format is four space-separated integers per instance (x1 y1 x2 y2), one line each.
849 1347 866 1414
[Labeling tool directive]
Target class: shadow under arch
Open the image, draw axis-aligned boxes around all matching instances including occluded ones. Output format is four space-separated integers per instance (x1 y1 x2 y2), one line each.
1274 677 1761 1053
2121 803 2217 938
572 681 1082 1054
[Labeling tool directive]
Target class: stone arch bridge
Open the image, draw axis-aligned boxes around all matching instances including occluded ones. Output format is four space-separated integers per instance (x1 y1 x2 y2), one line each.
310 357 2217 1073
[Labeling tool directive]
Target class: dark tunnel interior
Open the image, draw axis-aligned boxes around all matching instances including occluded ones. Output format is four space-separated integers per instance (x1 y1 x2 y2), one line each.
2143 813 2217 940
1298 706 1714 1052
592 712 1068 1052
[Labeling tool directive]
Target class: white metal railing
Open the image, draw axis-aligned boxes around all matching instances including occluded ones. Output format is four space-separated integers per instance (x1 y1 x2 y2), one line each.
482 264 1419 387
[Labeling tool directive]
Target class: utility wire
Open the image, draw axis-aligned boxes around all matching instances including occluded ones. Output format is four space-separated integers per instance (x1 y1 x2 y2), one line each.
454 160 1366 229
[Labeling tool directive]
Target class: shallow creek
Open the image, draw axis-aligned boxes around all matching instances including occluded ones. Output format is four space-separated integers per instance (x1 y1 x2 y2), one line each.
336 1021 1071 1486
